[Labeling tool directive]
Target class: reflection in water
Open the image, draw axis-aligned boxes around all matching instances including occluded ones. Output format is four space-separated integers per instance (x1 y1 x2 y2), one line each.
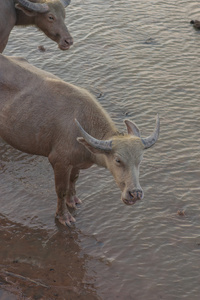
0 214 99 299
1 0 200 299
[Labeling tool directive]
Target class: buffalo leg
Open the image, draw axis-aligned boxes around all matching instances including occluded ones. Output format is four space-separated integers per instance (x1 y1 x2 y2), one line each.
66 168 82 208
49 156 76 227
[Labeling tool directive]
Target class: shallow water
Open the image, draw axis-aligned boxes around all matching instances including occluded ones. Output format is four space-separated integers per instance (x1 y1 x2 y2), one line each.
1 0 200 299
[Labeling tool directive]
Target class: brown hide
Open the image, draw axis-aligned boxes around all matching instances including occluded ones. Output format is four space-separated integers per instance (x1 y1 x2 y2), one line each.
0 55 114 159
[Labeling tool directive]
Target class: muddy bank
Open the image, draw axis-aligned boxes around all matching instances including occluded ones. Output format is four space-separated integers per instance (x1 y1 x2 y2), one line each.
0 214 99 300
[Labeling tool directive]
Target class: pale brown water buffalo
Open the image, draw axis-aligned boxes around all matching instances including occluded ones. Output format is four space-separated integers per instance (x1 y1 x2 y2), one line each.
0 54 160 227
0 0 73 53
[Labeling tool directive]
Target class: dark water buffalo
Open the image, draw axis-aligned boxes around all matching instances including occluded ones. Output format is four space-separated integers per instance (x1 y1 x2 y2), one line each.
0 0 73 53
0 54 160 227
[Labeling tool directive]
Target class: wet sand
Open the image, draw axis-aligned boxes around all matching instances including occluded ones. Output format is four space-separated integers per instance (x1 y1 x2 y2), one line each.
0 215 99 300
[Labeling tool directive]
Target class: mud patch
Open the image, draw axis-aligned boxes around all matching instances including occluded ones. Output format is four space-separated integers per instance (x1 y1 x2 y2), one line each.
0 214 99 300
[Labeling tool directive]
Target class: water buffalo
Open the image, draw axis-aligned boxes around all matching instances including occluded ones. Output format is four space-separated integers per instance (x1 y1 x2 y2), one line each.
0 0 73 53
0 54 160 227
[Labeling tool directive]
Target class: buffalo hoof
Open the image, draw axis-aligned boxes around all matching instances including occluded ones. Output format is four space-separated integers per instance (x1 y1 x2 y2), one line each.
74 196 82 206
66 196 82 208
66 198 76 209
56 212 76 227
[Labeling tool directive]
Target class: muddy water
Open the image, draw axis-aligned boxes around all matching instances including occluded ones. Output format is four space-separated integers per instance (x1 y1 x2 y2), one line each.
1 0 200 299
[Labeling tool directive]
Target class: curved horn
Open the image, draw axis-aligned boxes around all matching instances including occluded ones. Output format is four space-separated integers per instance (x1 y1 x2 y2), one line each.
75 119 112 151
60 0 71 7
141 114 160 149
17 0 49 13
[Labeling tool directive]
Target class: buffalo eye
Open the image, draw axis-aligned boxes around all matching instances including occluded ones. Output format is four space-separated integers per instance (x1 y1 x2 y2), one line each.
115 157 121 164
48 15 54 21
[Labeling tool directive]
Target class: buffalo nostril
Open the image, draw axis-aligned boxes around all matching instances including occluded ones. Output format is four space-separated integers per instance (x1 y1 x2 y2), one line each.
65 39 73 46
129 190 143 200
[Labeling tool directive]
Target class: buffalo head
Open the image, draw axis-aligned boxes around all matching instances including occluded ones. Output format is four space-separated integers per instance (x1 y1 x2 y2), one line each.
15 0 73 50
76 115 160 205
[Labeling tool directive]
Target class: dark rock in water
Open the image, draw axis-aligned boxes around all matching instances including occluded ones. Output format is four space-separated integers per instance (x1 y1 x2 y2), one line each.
190 20 200 29
144 37 157 45
177 210 185 216
38 45 46 52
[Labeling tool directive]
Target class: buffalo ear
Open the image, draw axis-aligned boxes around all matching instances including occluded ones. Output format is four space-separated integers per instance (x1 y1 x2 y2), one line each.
60 0 71 7
15 4 37 16
77 137 106 154
124 119 141 137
